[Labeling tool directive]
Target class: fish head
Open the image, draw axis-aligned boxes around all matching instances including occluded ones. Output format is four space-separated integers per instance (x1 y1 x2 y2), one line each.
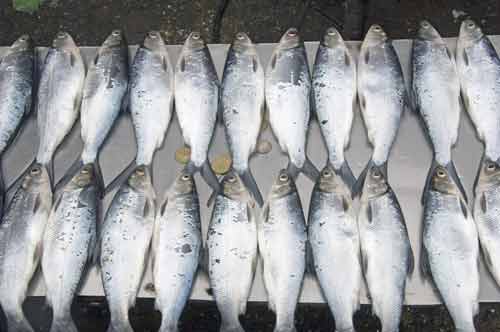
317 165 350 194
221 171 252 202
142 31 166 53
269 169 296 199
9 34 33 54
128 165 153 192
102 29 126 50
172 170 196 196
416 21 443 43
52 31 78 52
363 165 389 199
476 159 500 191
458 19 484 47
21 163 50 191
182 31 206 52
277 27 302 50
430 165 460 195
68 164 98 190
362 24 388 48
321 27 345 49
232 32 257 55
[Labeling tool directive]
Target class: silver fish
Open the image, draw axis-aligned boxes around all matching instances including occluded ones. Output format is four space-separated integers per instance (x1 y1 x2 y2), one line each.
152 170 201 332
258 169 306 332
411 21 467 202
0 164 52 332
221 32 264 206
356 24 406 193
131 31 173 167
308 165 361 332
265 28 319 182
422 165 479 332
208 172 257 332
174 32 221 192
0 34 34 216
312 27 356 188
357 164 413 332
41 164 99 332
36 32 85 170
100 166 155 332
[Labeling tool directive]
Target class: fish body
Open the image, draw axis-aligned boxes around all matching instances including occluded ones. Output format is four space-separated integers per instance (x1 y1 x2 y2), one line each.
265 28 318 181
422 166 479 332
358 165 413 332
208 172 257 332
221 32 264 206
152 171 202 332
80 30 128 164
312 27 356 186
308 165 361 332
130 31 174 166
0 164 52 332
42 164 99 332
100 166 155 332
174 32 220 192
357 24 405 167
36 32 85 167
258 169 306 332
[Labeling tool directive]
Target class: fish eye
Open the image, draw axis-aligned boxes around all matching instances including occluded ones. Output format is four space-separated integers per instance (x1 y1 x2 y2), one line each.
181 173 190 181
322 170 332 178
192 32 201 40
327 28 336 36
279 173 289 182
486 162 496 172
148 31 158 39
468 22 475 29
57 32 66 39
436 169 446 178
30 167 41 175
136 167 146 176
236 32 246 40
373 25 381 32
112 30 121 36
287 28 298 37
81 167 90 175
227 175 236 183
19 36 26 41
421 21 429 28
372 170 381 179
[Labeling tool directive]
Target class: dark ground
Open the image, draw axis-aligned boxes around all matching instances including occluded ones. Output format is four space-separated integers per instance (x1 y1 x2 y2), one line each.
2 0 500 331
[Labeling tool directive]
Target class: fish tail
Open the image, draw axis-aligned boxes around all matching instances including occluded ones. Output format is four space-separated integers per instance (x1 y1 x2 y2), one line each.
186 159 222 194
220 319 245 332
49 314 78 332
5 311 34 332
422 158 468 204
159 317 180 332
104 158 138 196
287 157 319 182
107 319 134 332
238 167 263 207
352 159 387 198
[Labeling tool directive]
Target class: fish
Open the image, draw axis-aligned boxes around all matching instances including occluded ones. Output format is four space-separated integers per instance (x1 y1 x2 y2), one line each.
41 164 99 332
355 24 406 195
174 32 221 193
411 20 467 202
99 165 155 332
105 31 173 194
220 32 265 206
308 165 361 332
258 169 306 332
0 163 52 332
35 31 85 180
357 164 413 332
312 27 357 190
421 165 479 332
56 30 128 191
207 172 258 332
265 28 319 182
152 170 202 332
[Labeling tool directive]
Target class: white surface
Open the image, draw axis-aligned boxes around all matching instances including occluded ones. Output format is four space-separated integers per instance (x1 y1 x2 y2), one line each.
1 36 499 305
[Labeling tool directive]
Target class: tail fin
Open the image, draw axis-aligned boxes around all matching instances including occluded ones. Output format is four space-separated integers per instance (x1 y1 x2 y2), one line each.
5 312 34 332
158 317 180 332
49 315 78 332
238 168 263 207
107 320 134 332
186 159 222 193
220 321 245 332
422 158 468 205
287 157 319 182
352 159 386 198
104 159 138 196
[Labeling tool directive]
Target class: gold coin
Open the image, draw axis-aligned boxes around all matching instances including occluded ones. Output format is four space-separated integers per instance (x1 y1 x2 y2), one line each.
256 140 272 154
175 146 191 164
211 154 232 175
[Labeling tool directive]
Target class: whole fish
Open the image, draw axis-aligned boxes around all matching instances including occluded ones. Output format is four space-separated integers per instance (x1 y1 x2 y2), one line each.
0 34 34 216
152 170 202 332
265 28 319 182
100 165 155 332
36 31 85 177
422 165 479 331
411 21 467 202
258 169 306 332
357 164 413 332
221 32 264 206
208 172 257 332
42 164 99 332
57 30 128 192
175 32 221 193
0 164 52 332
355 24 406 194
312 27 356 189
308 165 361 332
